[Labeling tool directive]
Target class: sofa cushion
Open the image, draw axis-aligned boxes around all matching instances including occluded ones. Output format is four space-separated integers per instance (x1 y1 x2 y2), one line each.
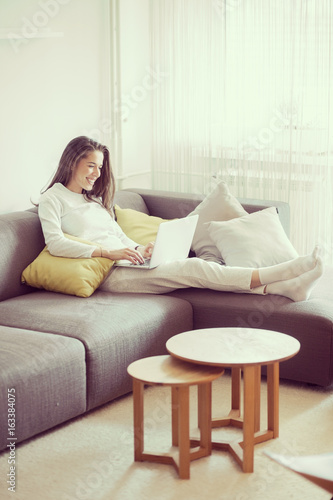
115 205 167 245
21 234 114 298
0 291 193 410
188 181 248 264
206 206 298 267
0 326 86 450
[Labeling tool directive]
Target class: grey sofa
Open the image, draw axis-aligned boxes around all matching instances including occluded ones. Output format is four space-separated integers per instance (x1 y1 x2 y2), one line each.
0 188 332 452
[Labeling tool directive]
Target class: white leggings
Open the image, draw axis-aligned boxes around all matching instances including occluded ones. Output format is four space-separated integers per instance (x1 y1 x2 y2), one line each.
99 257 265 295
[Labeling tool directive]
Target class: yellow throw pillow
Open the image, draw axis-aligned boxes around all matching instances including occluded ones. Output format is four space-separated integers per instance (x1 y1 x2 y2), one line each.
115 205 168 245
21 234 114 298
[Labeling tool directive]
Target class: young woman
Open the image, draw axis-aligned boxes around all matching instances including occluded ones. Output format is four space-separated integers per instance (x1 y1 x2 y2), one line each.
38 136 323 301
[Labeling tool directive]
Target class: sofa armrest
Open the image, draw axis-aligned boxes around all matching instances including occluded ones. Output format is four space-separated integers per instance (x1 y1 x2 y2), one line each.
121 188 291 237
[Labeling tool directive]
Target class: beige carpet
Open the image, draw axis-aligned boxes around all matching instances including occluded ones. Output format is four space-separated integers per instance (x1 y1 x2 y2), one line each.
1 373 332 500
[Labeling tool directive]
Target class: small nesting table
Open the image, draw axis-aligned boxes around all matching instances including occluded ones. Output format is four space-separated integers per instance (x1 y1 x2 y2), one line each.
166 327 300 473
127 355 224 479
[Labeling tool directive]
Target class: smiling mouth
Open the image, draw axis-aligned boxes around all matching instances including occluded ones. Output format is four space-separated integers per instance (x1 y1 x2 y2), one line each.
86 178 95 186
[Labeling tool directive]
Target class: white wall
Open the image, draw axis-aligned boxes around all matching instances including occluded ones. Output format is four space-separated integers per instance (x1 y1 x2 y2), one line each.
116 0 152 190
0 0 111 213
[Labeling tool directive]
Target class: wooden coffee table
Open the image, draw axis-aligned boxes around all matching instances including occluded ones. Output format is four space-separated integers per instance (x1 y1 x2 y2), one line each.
127 355 224 479
166 327 300 473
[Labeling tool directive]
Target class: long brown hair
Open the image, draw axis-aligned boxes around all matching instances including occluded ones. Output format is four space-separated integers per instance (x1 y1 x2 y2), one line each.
43 136 115 211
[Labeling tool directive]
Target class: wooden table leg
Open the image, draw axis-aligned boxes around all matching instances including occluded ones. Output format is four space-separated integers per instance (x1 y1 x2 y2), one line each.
177 385 190 479
198 382 212 454
242 365 255 472
254 365 261 433
171 387 179 447
133 378 144 461
231 367 241 417
267 362 279 438
211 369 241 428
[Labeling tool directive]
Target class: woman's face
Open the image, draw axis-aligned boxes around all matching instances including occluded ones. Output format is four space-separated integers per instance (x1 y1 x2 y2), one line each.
66 150 104 194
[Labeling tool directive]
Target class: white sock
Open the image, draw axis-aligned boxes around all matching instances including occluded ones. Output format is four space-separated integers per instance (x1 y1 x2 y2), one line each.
265 256 324 302
258 246 320 285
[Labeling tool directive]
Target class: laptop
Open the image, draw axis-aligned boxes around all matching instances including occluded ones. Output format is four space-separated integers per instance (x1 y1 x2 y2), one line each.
114 214 199 269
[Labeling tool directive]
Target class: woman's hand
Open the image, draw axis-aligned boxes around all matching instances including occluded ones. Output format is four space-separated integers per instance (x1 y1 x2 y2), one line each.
93 247 145 264
137 242 154 259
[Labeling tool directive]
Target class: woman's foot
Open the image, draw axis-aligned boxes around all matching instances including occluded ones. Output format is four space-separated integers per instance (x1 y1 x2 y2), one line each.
258 245 321 285
265 256 324 302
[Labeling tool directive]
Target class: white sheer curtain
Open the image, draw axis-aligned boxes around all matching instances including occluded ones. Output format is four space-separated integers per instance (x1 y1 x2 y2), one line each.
149 0 333 263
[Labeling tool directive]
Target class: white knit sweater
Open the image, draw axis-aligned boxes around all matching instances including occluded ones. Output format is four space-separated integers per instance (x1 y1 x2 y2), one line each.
38 183 137 258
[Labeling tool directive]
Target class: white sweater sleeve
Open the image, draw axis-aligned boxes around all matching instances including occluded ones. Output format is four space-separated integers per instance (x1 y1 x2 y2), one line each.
38 195 98 258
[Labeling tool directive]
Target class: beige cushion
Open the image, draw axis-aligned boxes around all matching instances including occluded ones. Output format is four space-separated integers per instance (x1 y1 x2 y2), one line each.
206 206 299 267
188 181 248 263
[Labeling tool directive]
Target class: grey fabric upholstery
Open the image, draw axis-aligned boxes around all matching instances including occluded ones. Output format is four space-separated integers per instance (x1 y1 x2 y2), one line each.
0 326 86 450
114 190 150 214
0 291 193 410
0 211 44 302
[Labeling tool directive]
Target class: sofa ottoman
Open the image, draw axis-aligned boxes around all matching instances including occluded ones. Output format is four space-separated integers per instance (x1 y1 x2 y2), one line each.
0 325 86 451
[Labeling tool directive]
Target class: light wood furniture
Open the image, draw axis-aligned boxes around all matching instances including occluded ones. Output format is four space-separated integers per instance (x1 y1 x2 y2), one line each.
166 327 300 473
127 355 224 479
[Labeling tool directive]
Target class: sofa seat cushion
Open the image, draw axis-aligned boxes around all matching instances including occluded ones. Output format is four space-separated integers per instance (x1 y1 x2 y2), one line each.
169 266 333 387
0 326 86 450
0 291 193 410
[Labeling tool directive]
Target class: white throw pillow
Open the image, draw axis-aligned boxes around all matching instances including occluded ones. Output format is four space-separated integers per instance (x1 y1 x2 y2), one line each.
206 206 299 267
188 181 248 263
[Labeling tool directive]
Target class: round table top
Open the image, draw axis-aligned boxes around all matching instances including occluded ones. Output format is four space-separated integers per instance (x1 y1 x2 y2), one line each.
166 328 300 367
127 355 224 386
